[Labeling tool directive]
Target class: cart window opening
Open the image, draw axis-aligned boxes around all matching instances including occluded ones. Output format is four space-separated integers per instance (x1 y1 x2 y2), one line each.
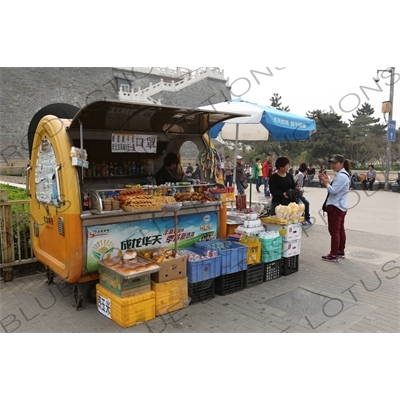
180 141 200 167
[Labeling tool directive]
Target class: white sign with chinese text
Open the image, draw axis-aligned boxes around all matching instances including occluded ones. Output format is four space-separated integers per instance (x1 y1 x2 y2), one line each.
97 294 111 319
111 133 157 153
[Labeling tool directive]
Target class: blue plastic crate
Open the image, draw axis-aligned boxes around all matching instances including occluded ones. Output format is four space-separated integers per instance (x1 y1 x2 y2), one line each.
195 240 248 275
184 247 221 283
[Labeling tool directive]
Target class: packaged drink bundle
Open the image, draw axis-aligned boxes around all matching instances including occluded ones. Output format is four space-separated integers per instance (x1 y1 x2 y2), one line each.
178 249 218 262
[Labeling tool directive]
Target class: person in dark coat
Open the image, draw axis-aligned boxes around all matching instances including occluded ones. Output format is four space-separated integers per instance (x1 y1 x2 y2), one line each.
235 156 246 195
269 156 296 215
155 153 184 185
192 163 200 180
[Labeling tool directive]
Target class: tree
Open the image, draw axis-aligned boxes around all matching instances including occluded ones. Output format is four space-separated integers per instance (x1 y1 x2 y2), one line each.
349 102 380 125
303 110 351 165
348 102 387 167
269 93 290 112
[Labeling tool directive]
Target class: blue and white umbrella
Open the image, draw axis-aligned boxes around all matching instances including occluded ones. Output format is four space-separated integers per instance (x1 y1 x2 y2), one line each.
200 98 316 196
202 98 316 142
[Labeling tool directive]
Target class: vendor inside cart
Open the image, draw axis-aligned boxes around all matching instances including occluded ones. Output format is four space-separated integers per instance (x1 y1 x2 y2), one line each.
155 152 184 185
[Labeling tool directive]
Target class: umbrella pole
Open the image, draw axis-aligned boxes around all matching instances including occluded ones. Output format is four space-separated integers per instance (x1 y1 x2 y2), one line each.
249 180 252 208
232 124 239 189
232 124 240 212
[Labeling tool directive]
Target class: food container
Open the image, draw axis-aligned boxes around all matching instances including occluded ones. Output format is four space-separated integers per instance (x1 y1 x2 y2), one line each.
248 212 258 221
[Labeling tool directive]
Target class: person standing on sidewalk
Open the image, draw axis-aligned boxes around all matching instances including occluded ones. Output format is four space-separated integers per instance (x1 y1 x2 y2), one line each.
318 165 327 187
263 154 272 197
244 163 251 180
223 155 234 187
235 156 246 195
306 163 315 187
294 163 313 226
319 154 351 263
254 158 263 193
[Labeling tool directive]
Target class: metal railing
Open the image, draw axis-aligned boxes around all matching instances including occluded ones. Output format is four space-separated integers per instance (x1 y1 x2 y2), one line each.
0 193 37 281
118 67 226 104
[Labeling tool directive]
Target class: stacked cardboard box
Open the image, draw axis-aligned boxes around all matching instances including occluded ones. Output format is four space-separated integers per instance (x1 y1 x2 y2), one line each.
97 254 189 327
96 261 157 328
96 284 155 328
267 223 302 257
98 264 151 298
150 256 189 315
151 277 189 316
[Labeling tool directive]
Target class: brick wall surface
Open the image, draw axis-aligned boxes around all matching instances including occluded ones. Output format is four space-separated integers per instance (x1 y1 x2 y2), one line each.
0 68 230 163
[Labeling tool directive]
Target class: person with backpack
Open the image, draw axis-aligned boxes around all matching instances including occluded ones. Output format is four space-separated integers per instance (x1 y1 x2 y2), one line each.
362 164 377 191
319 154 351 263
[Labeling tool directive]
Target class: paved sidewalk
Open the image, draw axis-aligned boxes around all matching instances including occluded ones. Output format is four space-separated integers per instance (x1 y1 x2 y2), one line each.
1 187 399 333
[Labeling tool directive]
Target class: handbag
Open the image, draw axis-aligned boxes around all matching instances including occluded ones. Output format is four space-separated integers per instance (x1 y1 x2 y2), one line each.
286 188 301 203
242 180 248 189
322 194 329 213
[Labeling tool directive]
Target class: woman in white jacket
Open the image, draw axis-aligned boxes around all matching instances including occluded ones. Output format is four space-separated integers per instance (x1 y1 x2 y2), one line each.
319 154 351 263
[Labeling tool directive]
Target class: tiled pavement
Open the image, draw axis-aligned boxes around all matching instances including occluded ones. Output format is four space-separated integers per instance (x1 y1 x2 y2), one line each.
1 187 399 333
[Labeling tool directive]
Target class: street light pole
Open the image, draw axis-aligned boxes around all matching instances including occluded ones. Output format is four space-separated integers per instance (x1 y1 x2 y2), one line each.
377 67 395 191
385 67 395 191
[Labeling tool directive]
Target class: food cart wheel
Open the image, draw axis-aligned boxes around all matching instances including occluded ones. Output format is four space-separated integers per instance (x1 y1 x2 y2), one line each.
45 267 55 285
73 281 98 311
73 284 85 311
85 281 97 304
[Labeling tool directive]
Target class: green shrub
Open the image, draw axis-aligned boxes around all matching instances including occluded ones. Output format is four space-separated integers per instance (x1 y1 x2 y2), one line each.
0 184 29 201
0 184 32 264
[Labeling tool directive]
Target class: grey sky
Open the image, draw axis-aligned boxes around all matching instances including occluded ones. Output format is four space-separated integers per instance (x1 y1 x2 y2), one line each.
220 67 399 125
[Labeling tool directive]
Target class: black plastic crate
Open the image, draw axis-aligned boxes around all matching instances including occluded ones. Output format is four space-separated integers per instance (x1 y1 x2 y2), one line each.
188 279 215 305
244 263 264 288
215 271 244 296
264 259 282 282
281 255 299 276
